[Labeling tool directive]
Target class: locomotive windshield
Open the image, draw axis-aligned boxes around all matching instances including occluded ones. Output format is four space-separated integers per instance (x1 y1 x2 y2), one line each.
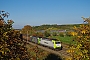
55 42 60 44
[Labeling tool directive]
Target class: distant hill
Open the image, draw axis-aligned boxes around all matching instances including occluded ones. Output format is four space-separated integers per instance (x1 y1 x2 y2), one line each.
15 23 86 31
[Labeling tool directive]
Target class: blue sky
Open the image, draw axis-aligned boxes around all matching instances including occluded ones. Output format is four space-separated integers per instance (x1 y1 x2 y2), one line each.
0 0 90 29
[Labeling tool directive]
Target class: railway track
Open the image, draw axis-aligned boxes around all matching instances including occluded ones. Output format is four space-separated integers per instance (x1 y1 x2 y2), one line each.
24 40 71 59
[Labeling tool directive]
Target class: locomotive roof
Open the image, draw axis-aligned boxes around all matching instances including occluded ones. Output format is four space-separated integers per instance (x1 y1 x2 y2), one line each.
42 37 59 41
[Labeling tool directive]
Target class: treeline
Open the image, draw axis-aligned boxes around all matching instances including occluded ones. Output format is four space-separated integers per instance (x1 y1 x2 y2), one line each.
32 24 83 31
21 25 75 38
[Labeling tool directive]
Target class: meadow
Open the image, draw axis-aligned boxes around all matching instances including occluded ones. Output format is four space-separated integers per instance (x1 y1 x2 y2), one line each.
50 36 75 45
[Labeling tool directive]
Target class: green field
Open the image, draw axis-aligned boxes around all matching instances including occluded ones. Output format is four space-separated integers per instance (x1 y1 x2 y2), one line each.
50 36 75 45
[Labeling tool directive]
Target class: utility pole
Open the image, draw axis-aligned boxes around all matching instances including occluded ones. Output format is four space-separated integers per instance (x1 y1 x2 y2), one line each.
27 31 28 43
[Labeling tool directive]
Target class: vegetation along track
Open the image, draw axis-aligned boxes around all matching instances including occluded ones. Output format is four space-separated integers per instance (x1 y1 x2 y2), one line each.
23 35 71 58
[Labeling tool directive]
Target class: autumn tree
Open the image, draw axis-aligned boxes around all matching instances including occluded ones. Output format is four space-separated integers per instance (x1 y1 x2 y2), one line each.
21 25 34 35
67 17 90 60
0 10 29 60
66 31 72 37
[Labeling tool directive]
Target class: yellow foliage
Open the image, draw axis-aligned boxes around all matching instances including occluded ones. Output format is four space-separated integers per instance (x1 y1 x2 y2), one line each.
81 30 86 34
67 17 90 60
3 32 7 36
77 36 82 38
71 32 77 36
65 57 72 60
73 26 77 30
67 49 74 53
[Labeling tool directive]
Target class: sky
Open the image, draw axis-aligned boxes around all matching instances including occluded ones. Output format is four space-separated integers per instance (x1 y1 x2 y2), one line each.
0 0 90 29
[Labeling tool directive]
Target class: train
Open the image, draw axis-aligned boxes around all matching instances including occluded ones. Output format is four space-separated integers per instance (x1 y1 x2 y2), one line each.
29 36 62 50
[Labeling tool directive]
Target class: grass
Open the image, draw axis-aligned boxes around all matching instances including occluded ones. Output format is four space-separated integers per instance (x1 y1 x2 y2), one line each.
26 44 50 60
50 36 75 45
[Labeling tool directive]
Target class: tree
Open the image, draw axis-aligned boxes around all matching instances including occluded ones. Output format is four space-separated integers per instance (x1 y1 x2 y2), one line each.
21 25 34 35
52 32 57 36
0 10 29 60
67 17 90 60
44 31 50 37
